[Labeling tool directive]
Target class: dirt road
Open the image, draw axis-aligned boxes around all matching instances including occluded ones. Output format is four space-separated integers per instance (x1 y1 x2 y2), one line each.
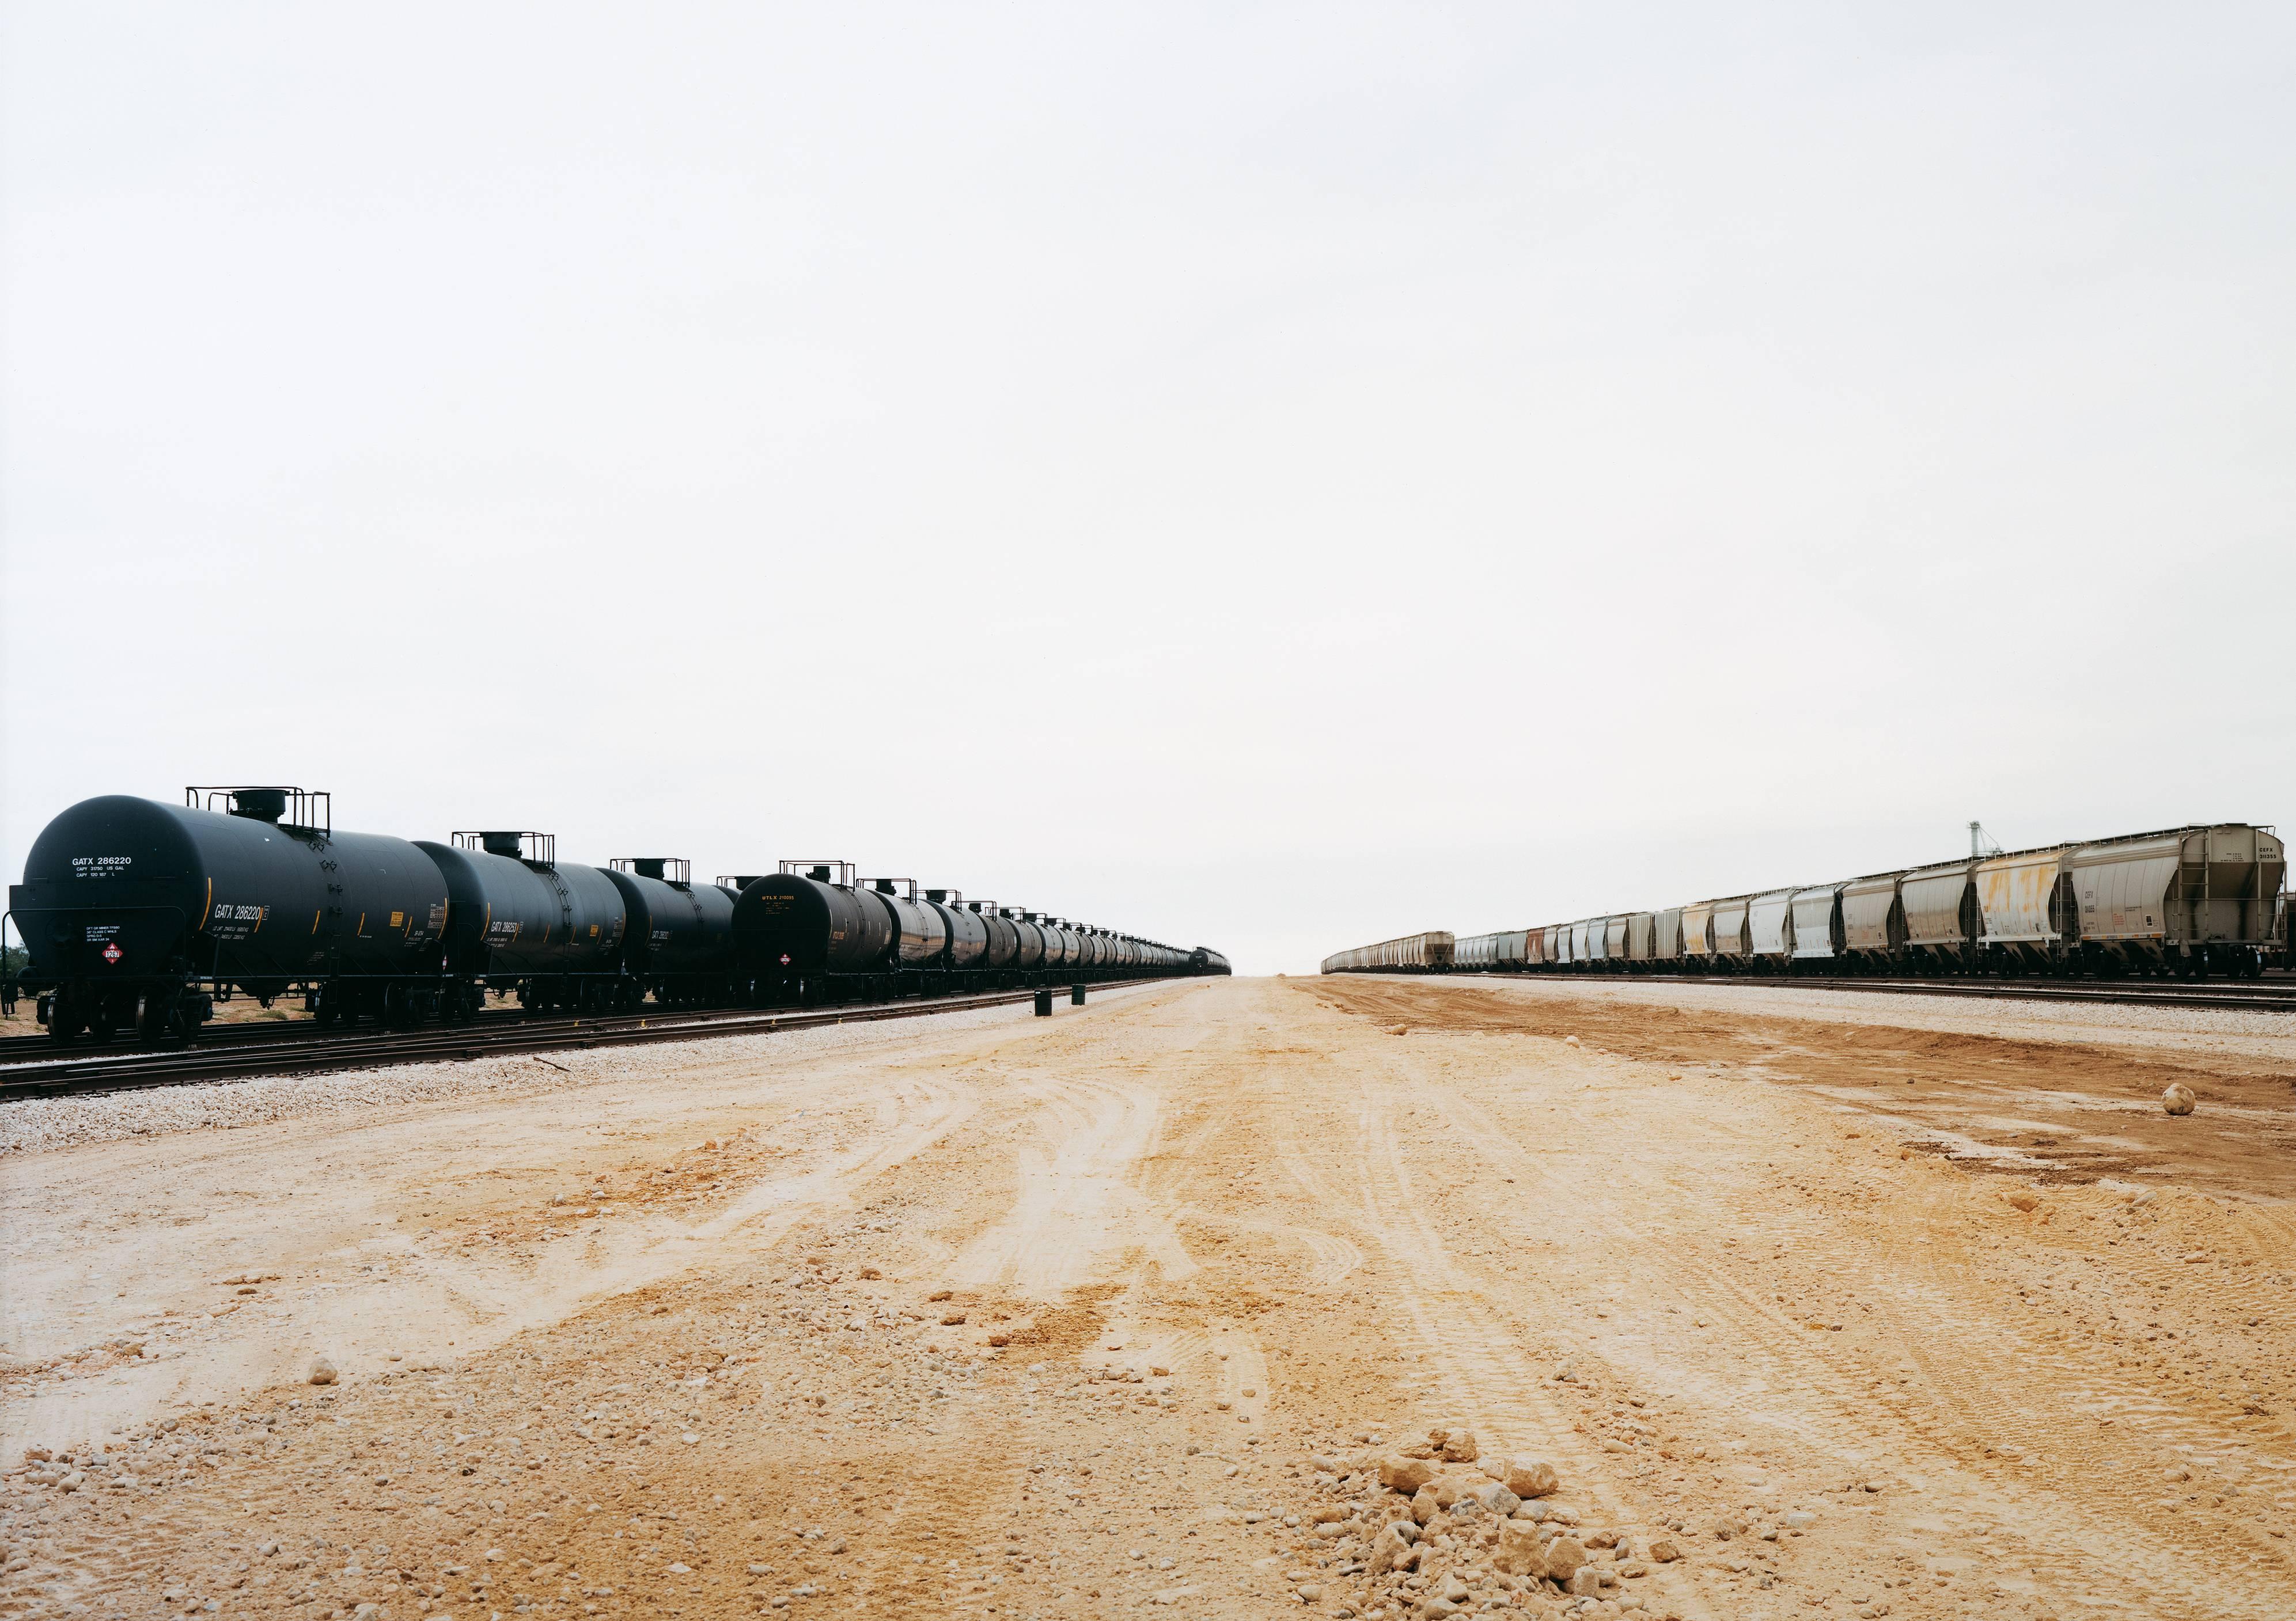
5 975 2294 1620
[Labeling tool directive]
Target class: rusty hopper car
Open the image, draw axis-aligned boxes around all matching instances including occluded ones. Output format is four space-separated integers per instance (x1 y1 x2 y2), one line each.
1320 932 1456 973
1709 897 1753 970
1488 822 2280 981
1680 901 1715 967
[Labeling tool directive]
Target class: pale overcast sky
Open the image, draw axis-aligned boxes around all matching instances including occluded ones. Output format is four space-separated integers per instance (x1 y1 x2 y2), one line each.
5 5 2290 973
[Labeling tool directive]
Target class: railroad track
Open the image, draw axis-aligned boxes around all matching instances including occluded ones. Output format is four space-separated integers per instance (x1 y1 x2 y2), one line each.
0 980 1165 1100
0 1002 549 1058
1450 971 2296 1013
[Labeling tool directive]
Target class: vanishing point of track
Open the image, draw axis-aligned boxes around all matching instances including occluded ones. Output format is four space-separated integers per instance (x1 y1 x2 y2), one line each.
0 980 1170 1100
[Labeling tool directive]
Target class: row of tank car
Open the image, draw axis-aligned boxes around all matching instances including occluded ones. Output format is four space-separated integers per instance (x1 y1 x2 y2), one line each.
5 789 1227 1045
1326 823 2287 981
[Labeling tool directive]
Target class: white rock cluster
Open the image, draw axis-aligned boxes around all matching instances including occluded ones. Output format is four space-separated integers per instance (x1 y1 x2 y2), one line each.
1248 1425 1683 1618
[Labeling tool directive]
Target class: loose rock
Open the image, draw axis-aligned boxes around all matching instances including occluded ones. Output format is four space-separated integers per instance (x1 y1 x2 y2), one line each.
1378 1455 1436 1494
307 1356 337 1387
2163 1083 2196 1116
1501 1457 1560 1499
1544 1535 1589 1584
1494 1520 1549 1578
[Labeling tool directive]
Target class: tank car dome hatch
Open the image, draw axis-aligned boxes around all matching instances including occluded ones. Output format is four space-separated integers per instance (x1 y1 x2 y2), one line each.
229 788 288 823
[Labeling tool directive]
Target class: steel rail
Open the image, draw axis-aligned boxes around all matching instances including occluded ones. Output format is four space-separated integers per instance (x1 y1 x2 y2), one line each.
0 979 1174 1100
0 1003 552 1058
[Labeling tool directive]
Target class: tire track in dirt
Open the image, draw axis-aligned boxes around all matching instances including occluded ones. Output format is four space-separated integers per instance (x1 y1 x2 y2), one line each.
5 1065 982 1448
1310 978 2296 1621
942 1068 1191 1294
1867 1183 2296 1620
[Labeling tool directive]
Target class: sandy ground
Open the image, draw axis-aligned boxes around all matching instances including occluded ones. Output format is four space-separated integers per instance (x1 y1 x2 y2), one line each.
3 975 2294 1621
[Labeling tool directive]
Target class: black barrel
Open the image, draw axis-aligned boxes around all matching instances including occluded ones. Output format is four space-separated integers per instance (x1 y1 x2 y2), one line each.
416 836 626 980
8 792 448 1038
732 868 891 976
970 902 1019 972
866 880 948 968
925 889 988 971
603 860 735 986
1009 910 1046 973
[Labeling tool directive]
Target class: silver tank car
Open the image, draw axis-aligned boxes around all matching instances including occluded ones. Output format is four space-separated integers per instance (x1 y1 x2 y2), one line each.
925 889 988 972
865 879 948 971
1008 909 1047 973
969 901 1020 975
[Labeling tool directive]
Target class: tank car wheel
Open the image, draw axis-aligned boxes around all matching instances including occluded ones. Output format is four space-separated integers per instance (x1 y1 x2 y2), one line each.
135 990 177 1045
